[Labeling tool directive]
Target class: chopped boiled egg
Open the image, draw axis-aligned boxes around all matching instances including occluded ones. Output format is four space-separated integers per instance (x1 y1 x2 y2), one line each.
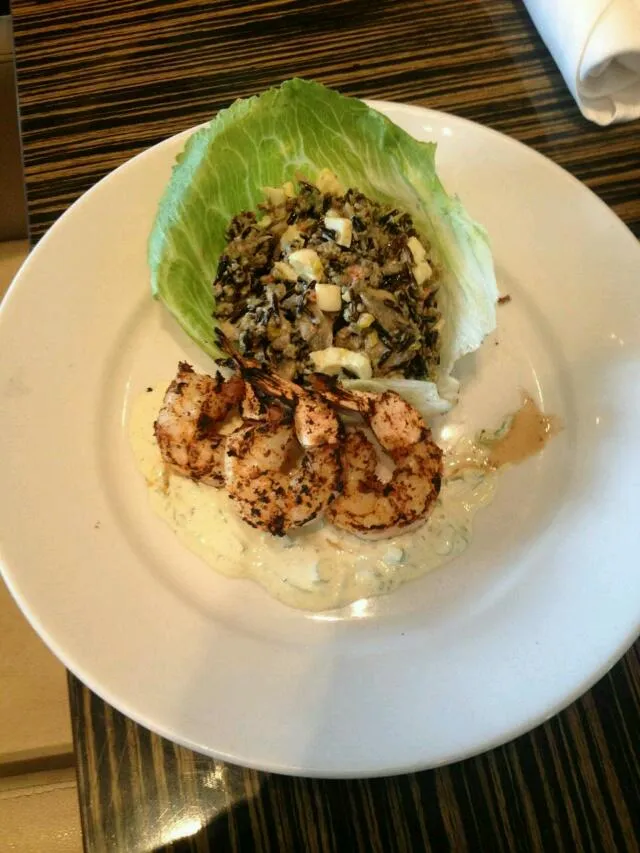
407 236 427 264
309 347 373 379
315 168 344 195
413 260 433 285
324 214 352 248
272 261 298 282
356 312 375 329
314 283 342 312
288 248 324 282
263 186 286 206
280 225 303 253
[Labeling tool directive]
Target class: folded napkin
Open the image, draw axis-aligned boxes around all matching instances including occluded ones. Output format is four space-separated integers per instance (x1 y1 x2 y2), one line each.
523 0 640 124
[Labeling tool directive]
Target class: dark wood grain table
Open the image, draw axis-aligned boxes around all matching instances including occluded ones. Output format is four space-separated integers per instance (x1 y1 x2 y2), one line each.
11 1 640 851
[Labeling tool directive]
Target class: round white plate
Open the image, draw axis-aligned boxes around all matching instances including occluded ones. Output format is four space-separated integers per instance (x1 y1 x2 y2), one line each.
1 102 639 778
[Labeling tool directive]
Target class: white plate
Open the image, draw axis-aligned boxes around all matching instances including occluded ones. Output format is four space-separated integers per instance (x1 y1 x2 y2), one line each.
1 102 639 778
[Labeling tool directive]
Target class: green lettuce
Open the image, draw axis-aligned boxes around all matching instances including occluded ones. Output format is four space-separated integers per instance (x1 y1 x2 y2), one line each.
343 378 451 421
149 79 497 402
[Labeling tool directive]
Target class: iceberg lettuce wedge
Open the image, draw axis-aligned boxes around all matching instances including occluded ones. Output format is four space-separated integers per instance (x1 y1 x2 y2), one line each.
149 79 497 404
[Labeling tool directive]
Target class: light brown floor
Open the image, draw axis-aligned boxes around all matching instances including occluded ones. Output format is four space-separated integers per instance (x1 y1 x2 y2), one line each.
1 240 83 852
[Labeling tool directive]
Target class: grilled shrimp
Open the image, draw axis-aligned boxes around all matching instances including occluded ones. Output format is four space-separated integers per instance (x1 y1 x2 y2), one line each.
309 376 443 539
154 362 245 486
218 333 343 535
224 417 342 536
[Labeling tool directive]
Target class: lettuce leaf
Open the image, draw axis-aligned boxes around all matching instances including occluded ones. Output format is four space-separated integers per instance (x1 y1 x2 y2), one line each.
343 378 452 420
149 79 498 396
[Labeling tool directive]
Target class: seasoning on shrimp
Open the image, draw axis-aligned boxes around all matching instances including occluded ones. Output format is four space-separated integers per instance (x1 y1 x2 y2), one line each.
219 330 343 536
309 375 443 539
154 331 444 540
224 414 342 536
154 363 244 486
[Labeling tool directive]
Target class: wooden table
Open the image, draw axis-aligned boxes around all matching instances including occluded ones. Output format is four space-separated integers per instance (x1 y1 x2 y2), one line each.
12 2 640 851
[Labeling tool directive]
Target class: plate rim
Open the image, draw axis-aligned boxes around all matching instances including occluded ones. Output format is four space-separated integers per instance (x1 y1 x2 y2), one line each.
1 99 639 777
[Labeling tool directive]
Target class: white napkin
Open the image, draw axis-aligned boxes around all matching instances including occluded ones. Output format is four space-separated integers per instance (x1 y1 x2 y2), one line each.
523 0 640 124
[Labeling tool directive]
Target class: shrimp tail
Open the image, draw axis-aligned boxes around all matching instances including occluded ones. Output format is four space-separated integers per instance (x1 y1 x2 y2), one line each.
250 369 298 406
215 327 263 372
214 326 292 421
215 327 297 408
214 326 237 360
307 373 373 416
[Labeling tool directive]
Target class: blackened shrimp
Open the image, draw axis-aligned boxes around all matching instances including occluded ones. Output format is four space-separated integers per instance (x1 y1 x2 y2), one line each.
221 349 343 536
309 376 443 539
154 362 244 486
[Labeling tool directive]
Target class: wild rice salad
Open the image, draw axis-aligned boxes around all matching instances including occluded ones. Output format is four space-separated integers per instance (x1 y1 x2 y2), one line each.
213 170 442 382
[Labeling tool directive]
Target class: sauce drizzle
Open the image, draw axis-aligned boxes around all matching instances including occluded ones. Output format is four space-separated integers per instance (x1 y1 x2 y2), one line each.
482 392 562 469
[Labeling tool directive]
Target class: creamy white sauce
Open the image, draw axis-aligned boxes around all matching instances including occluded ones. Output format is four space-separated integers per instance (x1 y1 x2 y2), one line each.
130 388 497 612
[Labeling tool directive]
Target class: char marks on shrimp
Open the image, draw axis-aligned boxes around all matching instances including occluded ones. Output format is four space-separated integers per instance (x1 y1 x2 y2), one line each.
153 333 443 538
